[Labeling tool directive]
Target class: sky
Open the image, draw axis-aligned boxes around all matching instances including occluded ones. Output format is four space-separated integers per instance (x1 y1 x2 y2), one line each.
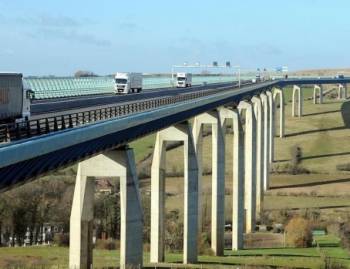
0 0 349 76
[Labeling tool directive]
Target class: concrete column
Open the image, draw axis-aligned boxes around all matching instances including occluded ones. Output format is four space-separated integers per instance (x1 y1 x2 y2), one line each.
150 133 166 263
193 112 225 256
219 107 244 250
266 91 274 163
238 101 257 233
338 84 347 100
338 84 343 100
69 164 94 269
151 122 198 264
260 93 270 191
345 84 348 99
273 88 285 138
252 96 264 219
292 85 303 117
313 85 323 104
118 149 144 269
192 118 203 234
69 148 143 269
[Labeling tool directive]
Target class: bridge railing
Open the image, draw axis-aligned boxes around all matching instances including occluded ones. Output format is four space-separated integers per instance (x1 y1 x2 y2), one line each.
0 86 234 143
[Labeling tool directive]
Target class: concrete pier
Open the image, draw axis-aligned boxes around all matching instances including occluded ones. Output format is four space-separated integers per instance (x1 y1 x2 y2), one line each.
193 111 225 256
69 163 94 269
69 148 143 269
251 96 264 218
338 84 348 100
266 91 274 163
273 88 285 138
313 85 323 104
150 122 198 264
260 93 270 191
238 101 257 233
118 149 144 269
219 107 244 250
192 117 203 234
292 85 303 117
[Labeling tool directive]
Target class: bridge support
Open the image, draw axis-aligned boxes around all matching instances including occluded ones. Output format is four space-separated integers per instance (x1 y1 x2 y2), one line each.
193 111 225 256
219 107 244 250
338 84 348 100
150 122 198 264
238 101 257 234
260 93 270 191
313 85 323 104
273 88 285 138
266 91 274 163
252 96 264 219
69 148 143 269
292 85 303 117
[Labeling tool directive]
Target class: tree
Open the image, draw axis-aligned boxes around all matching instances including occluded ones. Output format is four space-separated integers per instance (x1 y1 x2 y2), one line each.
165 209 183 251
285 216 312 247
74 70 97 78
94 193 120 240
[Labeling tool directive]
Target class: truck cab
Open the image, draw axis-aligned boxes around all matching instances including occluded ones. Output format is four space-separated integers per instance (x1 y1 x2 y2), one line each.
176 73 192 88
20 80 34 121
0 73 34 124
114 72 143 94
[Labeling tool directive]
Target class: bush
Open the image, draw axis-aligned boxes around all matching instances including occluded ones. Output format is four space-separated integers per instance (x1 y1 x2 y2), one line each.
290 145 302 166
198 232 214 255
95 239 119 250
53 233 69 246
336 163 350 171
339 222 350 250
285 216 312 247
271 163 310 175
138 165 151 179
74 70 97 78
165 210 183 252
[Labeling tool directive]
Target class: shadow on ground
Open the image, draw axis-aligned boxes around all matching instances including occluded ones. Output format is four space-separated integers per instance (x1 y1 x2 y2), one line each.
286 100 350 137
270 177 350 189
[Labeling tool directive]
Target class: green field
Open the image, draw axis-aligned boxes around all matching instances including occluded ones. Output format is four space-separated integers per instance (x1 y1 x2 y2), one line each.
1 234 349 269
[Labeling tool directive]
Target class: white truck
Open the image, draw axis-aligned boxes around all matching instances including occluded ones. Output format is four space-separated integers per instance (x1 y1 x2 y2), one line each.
0 73 34 124
176 73 192 88
114 72 143 94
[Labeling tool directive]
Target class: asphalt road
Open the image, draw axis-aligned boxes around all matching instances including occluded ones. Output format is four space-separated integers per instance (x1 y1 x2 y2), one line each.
31 82 238 116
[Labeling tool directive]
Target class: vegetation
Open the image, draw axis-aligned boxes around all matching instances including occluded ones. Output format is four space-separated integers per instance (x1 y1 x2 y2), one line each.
0 234 350 269
74 70 98 78
285 216 312 247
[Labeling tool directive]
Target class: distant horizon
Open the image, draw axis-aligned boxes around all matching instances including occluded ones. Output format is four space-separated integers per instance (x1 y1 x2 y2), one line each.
18 67 350 78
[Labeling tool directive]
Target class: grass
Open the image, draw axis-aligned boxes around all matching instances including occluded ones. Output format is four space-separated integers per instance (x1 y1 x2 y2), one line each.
1 234 349 269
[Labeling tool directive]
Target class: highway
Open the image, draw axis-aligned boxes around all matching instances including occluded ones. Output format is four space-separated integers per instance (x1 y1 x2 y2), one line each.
31 81 238 115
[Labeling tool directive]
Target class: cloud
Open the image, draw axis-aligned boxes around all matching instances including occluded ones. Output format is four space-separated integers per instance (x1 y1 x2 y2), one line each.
119 22 138 30
16 14 81 28
28 28 111 47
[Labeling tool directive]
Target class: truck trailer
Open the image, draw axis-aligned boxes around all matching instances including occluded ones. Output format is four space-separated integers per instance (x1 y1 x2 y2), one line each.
0 73 34 124
114 72 143 94
176 73 192 88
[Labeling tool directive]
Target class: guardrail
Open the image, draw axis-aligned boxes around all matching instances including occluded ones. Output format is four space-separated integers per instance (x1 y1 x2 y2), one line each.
0 86 237 143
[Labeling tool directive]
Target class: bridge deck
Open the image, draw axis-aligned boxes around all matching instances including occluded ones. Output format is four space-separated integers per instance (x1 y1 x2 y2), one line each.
0 78 349 191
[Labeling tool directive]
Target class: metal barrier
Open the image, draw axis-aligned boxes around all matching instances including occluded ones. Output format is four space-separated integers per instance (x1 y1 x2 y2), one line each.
0 86 232 143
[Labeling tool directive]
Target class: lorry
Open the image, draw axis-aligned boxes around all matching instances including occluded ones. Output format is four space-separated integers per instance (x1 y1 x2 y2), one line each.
0 73 34 124
114 72 143 94
176 73 192 88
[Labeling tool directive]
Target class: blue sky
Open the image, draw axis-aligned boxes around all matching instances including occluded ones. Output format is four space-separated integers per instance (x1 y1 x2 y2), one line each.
0 0 349 76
